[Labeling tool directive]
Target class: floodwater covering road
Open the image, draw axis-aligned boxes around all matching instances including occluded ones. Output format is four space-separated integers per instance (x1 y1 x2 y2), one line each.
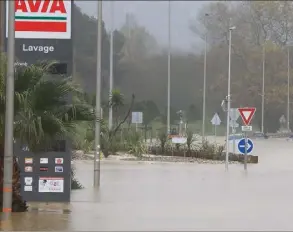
3 138 293 231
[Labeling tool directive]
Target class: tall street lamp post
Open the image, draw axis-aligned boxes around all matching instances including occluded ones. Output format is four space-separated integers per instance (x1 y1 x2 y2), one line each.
94 0 103 188
109 1 114 130
225 25 236 171
202 13 209 142
167 0 171 135
2 0 15 220
261 44 265 133
287 47 290 131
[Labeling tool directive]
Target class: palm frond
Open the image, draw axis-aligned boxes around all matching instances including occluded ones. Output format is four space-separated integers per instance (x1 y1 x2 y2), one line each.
0 58 94 151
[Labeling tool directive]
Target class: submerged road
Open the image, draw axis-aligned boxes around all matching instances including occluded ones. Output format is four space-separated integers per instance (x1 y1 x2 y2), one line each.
5 138 293 231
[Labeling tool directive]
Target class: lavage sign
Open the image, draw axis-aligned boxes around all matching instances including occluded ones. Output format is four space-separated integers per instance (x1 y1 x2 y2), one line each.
22 44 54 53
6 0 72 39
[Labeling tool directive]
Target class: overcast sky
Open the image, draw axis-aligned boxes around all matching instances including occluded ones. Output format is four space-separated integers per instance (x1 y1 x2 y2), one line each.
75 1 211 52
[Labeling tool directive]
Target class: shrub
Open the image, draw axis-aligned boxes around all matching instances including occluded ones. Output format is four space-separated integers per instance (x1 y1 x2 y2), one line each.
72 122 95 153
186 130 199 151
71 166 83 190
126 130 147 157
197 140 224 159
158 129 168 153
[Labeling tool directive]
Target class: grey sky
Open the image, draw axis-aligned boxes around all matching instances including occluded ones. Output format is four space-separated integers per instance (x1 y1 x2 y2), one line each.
75 1 210 51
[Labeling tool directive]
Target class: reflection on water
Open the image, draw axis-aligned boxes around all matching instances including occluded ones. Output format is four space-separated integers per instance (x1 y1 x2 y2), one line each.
3 138 293 231
1 212 70 231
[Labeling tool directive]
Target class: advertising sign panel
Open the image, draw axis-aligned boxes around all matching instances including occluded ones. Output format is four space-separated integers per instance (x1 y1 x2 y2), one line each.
6 0 71 39
4 0 73 76
38 177 64 193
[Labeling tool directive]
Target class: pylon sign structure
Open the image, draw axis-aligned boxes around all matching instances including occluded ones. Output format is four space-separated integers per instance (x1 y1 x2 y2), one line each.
238 108 256 125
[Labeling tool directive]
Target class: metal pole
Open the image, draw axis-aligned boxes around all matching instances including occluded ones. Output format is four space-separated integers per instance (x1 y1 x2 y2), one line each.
2 0 15 219
108 1 114 130
214 124 217 143
244 132 248 170
232 126 235 154
261 45 265 133
94 0 102 188
225 26 233 171
0 1 5 52
202 25 207 142
287 47 290 131
167 0 171 135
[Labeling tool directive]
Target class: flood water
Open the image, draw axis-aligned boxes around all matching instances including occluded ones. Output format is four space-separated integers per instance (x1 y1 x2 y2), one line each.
3 138 293 231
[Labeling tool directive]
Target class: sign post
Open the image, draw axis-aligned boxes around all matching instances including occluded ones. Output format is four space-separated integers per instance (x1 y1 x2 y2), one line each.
230 120 239 154
211 113 221 142
230 108 240 154
238 107 256 170
131 112 143 132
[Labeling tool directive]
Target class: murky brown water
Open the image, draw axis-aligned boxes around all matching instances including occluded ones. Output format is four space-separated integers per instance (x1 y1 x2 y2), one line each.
3 138 293 231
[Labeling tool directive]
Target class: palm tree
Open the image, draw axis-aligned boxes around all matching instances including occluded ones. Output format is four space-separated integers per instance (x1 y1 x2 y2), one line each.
0 57 94 211
100 89 134 157
109 88 124 126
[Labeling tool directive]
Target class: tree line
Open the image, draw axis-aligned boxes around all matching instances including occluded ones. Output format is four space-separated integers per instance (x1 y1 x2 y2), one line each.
75 2 293 132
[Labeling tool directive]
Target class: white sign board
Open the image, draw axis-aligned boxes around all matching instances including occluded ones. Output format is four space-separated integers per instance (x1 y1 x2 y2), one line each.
279 115 286 123
24 186 33 191
211 113 221 126
242 125 252 131
230 108 240 121
171 137 187 144
7 0 72 39
38 177 64 193
230 120 239 128
24 177 33 186
40 158 48 164
131 112 143 124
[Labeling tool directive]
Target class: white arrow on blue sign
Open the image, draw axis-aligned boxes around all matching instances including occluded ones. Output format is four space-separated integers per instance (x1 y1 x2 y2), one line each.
237 138 254 154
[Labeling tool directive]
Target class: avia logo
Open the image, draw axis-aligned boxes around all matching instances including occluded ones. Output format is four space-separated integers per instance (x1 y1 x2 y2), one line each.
15 0 67 13
7 0 72 39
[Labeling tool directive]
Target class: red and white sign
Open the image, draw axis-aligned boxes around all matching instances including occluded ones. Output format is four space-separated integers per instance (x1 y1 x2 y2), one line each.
55 158 63 164
238 107 256 125
7 0 72 39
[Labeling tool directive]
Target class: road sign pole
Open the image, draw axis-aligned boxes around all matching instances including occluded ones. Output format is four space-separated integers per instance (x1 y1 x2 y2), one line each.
2 0 15 220
94 0 103 188
136 123 138 132
214 124 217 143
244 132 248 170
232 126 236 154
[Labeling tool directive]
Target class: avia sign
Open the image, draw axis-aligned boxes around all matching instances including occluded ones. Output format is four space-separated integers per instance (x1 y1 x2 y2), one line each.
6 0 71 39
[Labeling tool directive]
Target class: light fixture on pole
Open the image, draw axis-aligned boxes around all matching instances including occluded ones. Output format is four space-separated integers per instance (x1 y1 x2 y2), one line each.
202 13 209 142
94 0 102 188
261 44 265 134
225 25 236 171
108 1 114 130
167 0 171 135
2 0 15 219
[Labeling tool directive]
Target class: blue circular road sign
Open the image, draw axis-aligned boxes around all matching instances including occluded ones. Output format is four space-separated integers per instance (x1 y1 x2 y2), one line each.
237 138 254 154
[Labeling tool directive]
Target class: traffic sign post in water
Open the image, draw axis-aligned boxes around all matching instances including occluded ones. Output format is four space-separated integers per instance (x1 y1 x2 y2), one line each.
238 137 254 171
237 107 256 171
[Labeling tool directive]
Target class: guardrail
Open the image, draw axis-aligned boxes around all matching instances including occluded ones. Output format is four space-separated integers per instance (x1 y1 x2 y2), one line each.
267 133 291 138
